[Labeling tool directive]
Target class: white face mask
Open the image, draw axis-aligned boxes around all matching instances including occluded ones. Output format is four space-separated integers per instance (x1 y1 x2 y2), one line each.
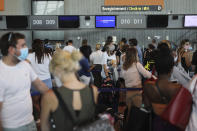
54 76 62 87
184 43 190 51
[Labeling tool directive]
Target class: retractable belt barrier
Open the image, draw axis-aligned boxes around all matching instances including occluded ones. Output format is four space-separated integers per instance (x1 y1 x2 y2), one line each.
98 88 143 92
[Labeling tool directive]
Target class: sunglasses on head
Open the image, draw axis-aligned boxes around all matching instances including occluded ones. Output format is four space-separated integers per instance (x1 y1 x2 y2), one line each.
8 32 13 42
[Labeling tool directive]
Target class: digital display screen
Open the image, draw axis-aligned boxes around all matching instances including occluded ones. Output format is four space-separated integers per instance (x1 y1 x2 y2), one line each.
147 15 168 28
95 16 116 28
6 16 28 29
184 15 197 27
58 16 80 28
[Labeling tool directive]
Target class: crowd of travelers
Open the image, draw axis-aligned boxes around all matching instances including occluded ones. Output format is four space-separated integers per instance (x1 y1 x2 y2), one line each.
0 32 196 131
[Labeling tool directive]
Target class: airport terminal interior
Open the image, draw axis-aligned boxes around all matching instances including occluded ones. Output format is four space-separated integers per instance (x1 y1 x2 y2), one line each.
0 0 197 131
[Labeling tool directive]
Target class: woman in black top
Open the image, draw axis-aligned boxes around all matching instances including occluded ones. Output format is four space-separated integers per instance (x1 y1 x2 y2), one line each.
41 49 98 131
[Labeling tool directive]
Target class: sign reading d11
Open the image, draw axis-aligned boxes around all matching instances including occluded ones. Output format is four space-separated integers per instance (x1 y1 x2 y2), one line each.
117 15 146 28
30 16 58 29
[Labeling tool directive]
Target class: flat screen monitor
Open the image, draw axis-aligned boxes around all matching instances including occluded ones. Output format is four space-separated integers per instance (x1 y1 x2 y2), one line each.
6 16 28 29
147 15 168 28
95 16 116 28
184 15 197 27
58 16 80 28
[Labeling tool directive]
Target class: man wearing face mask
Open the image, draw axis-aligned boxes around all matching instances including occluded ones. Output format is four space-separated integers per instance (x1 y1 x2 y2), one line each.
0 32 49 131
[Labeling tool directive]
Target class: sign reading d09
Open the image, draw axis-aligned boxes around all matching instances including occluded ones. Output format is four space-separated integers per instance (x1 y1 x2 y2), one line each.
30 16 58 29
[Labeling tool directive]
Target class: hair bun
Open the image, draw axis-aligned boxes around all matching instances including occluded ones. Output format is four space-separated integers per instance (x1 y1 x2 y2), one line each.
71 50 82 61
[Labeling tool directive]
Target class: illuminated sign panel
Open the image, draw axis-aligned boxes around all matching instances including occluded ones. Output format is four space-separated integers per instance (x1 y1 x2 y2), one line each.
102 0 164 12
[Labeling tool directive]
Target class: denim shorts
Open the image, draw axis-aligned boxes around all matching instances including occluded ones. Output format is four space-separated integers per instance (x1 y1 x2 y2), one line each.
3 121 37 131
31 78 52 95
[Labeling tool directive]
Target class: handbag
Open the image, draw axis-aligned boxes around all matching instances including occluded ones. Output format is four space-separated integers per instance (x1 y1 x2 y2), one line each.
125 106 152 131
156 81 197 130
53 87 115 131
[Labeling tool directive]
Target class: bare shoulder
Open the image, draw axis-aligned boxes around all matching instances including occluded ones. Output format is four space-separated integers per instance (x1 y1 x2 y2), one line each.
43 89 55 99
42 89 59 111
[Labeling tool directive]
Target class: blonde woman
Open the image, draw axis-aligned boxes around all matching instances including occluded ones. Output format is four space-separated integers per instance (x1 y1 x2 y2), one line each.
41 50 98 131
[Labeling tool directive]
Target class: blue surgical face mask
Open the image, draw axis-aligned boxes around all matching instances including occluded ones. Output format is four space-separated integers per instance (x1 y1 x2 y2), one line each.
189 46 193 51
15 48 29 61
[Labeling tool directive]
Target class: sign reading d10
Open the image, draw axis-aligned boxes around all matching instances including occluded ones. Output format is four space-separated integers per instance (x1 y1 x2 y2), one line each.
30 16 58 29
117 15 146 28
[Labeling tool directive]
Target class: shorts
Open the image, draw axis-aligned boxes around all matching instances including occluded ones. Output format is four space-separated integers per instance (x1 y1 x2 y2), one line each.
3 121 37 131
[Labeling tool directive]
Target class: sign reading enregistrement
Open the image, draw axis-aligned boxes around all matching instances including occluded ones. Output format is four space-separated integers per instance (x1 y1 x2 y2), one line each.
102 0 164 12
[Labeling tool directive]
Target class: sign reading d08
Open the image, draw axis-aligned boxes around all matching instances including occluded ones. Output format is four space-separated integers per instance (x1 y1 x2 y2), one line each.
30 16 58 29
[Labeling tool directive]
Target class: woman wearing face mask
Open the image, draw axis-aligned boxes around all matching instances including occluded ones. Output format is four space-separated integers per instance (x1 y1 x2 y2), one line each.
177 39 192 73
157 42 191 89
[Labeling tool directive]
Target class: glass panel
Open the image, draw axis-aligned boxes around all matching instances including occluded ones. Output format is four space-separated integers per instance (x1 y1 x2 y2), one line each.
32 1 64 15
33 31 64 40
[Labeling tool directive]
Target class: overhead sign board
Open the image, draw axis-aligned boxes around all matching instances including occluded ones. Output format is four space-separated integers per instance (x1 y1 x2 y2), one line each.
30 16 58 29
117 15 146 28
102 0 164 12
0 0 4 11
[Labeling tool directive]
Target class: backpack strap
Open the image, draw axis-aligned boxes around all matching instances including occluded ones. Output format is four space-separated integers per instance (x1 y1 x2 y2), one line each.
155 81 169 104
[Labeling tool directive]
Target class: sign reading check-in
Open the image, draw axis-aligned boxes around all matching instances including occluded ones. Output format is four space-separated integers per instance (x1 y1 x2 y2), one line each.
0 0 4 11
30 16 58 29
102 0 164 12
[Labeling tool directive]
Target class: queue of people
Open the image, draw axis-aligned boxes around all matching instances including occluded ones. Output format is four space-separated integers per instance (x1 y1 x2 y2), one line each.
0 32 197 131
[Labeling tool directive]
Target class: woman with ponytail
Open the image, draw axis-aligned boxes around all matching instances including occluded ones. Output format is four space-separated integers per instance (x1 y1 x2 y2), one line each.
27 39 52 123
